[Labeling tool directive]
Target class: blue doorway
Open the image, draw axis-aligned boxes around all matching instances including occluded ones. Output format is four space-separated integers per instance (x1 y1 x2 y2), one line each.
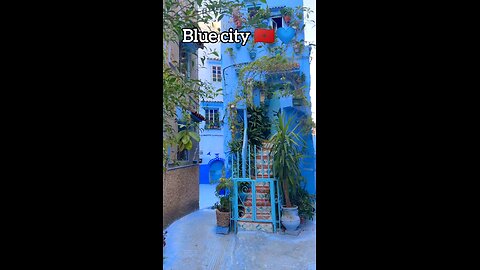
209 160 224 183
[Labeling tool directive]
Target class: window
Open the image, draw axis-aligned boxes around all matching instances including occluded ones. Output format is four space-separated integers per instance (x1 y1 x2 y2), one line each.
205 108 220 129
179 43 191 78
212 66 222 82
271 16 283 30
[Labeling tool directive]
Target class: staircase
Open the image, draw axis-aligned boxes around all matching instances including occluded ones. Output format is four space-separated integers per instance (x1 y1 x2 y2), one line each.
237 143 277 233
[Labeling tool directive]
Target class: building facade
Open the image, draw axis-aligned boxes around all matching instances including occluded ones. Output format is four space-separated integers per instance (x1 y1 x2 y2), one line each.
198 53 227 184
196 22 228 185
220 0 316 194
163 1 205 228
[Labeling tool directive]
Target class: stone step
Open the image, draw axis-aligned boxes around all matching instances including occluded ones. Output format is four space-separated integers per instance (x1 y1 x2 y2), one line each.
255 161 273 166
255 164 273 170
253 181 270 187
245 185 270 193
241 213 272 220
244 198 271 206
237 221 273 233
239 193 270 201
256 174 274 178
244 205 272 214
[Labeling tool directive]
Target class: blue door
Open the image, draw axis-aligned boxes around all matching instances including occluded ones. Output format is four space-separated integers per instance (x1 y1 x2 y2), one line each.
209 160 224 183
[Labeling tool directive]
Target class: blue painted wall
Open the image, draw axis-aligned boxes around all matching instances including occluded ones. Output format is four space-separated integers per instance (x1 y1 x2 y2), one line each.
197 55 227 184
199 164 210 184
221 0 315 194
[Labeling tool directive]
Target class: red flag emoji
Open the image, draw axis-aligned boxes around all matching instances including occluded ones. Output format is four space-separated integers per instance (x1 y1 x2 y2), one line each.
254 28 275 43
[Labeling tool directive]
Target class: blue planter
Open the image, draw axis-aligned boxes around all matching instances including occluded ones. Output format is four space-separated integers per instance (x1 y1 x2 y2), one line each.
249 51 256 59
236 42 242 49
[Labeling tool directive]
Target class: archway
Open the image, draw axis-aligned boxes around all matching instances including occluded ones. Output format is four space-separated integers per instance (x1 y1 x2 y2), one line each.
208 155 225 184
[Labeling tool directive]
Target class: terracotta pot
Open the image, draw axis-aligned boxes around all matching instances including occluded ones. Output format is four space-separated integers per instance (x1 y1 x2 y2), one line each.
283 15 291 23
216 209 231 227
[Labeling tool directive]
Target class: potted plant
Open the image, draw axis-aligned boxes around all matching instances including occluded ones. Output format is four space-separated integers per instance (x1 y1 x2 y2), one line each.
289 19 300 30
280 7 294 24
293 41 305 54
247 40 256 59
269 112 306 232
214 176 233 228
291 187 315 224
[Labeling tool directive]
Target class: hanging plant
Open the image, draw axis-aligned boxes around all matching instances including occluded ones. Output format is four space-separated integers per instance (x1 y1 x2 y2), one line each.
232 7 245 29
247 40 257 59
225 47 235 58
289 19 300 30
246 7 271 28
280 7 294 24
294 41 305 54
294 72 306 84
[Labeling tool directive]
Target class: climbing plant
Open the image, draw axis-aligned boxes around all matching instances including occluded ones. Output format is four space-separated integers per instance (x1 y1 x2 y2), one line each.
247 103 270 147
163 0 245 172
223 3 317 174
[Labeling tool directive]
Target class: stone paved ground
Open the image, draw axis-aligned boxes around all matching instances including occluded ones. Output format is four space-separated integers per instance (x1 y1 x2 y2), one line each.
163 209 316 270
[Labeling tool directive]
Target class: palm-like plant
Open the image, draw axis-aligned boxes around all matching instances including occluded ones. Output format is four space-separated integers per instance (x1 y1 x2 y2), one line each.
269 112 306 207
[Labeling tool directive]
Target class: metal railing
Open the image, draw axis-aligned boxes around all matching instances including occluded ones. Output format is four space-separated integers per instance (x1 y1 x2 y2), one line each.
229 144 282 233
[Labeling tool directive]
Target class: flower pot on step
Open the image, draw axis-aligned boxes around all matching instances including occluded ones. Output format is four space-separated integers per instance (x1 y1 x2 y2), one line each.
281 205 300 232
216 209 231 227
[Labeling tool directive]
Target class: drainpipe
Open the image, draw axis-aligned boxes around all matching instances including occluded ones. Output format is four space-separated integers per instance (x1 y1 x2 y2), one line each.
242 108 247 178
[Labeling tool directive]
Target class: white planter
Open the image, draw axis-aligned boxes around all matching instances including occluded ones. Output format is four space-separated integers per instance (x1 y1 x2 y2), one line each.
281 206 300 231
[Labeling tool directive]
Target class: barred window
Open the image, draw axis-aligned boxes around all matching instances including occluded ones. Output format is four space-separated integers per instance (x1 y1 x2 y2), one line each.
205 108 220 130
212 66 222 82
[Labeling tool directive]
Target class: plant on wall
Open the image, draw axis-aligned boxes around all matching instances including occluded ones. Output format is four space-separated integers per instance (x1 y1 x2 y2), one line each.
280 7 294 24
247 39 257 59
245 5 271 29
163 0 245 173
247 103 271 147
232 6 246 29
293 40 305 54
225 47 235 59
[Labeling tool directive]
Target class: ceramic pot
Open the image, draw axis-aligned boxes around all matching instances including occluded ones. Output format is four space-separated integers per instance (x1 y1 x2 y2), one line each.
281 206 300 231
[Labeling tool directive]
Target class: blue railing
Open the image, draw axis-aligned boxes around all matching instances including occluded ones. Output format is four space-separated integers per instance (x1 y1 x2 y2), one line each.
229 144 282 233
